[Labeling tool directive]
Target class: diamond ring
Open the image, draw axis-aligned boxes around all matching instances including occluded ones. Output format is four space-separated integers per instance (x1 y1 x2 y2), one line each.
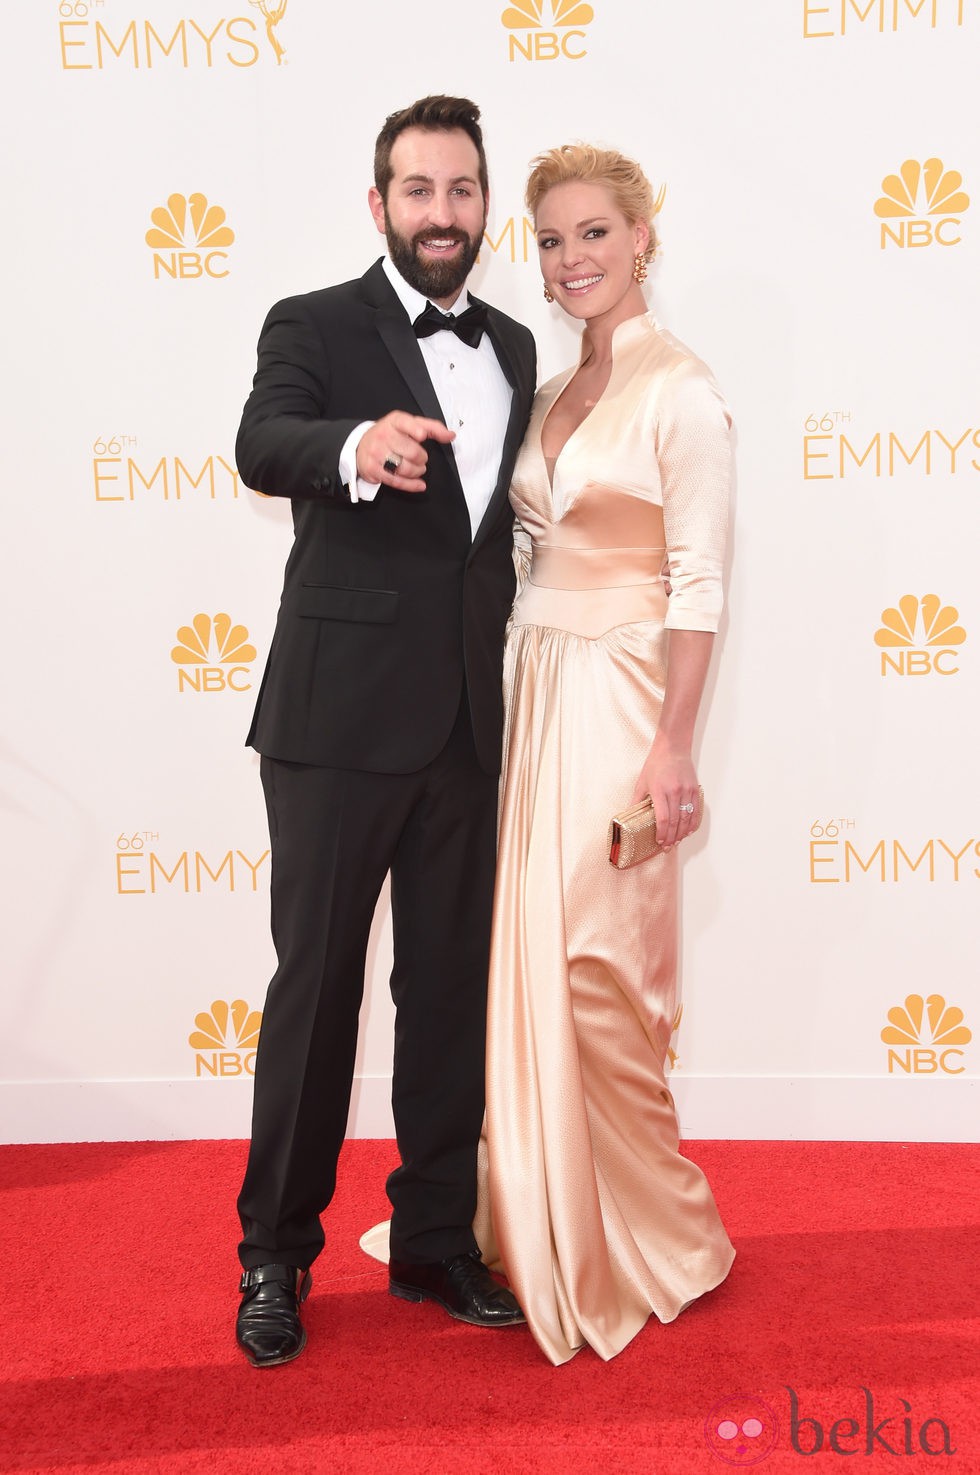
679 802 695 814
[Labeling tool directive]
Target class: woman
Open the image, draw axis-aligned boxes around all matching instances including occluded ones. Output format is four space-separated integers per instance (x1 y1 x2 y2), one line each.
477 144 736 1364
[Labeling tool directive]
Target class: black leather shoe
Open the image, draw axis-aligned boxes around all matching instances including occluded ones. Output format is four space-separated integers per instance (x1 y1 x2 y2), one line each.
389 1251 525 1327
236 1264 312 1368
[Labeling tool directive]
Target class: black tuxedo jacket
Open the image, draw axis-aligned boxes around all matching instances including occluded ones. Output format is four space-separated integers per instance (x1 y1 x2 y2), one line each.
237 260 536 776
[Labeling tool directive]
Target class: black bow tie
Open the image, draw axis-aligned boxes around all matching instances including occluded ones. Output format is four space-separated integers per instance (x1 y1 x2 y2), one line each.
413 301 488 349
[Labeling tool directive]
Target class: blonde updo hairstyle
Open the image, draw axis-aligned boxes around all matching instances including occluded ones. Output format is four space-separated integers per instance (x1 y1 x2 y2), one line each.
525 143 659 262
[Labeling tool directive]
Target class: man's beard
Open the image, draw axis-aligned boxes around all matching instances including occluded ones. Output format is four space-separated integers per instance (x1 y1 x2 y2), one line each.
385 217 484 302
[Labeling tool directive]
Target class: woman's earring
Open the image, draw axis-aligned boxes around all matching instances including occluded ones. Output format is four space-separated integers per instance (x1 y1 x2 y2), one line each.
543 285 554 303
633 254 648 284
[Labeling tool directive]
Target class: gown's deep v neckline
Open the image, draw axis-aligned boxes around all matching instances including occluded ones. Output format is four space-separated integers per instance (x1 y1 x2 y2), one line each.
539 366 602 495
537 313 658 493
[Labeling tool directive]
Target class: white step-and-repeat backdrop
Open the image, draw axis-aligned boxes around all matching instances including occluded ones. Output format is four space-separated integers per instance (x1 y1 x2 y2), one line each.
2 1 976 1144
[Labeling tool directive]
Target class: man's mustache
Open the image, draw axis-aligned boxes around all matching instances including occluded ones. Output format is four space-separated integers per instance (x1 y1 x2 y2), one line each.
413 229 468 247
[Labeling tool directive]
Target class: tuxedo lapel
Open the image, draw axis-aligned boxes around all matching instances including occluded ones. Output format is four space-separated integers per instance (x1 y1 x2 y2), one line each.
469 309 534 556
374 307 445 425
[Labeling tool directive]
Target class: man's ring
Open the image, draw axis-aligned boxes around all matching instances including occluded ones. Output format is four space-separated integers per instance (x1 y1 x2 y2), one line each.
382 454 401 474
680 802 695 814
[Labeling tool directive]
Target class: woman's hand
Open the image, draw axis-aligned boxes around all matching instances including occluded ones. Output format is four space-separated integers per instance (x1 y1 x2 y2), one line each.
631 735 700 851
631 629 714 849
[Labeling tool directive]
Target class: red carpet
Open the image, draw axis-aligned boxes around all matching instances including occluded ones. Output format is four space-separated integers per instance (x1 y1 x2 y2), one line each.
2 1139 977 1473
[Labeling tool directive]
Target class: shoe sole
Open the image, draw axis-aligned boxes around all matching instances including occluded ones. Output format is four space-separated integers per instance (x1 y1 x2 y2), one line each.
389 1281 525 1328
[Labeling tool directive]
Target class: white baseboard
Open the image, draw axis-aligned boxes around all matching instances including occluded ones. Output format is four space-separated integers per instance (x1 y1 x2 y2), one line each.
668 1074 977 1143
0 1073 975 1145
0 1074 396 1144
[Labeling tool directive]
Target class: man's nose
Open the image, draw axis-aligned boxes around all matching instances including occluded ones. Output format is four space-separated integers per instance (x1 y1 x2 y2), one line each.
427 192 457 227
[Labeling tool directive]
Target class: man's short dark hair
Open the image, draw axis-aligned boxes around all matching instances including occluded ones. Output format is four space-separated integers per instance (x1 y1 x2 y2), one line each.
374 95 488 202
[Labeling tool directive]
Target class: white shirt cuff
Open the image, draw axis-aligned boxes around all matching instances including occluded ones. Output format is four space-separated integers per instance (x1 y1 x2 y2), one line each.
339 422 380 502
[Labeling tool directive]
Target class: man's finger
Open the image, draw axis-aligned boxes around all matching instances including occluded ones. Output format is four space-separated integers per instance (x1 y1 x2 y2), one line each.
380 463 428 493
383 448 427 478
401 416 455 445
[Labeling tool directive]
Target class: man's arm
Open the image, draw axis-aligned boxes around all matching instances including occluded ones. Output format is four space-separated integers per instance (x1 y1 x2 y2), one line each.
236 298 357 501
236 297 451 501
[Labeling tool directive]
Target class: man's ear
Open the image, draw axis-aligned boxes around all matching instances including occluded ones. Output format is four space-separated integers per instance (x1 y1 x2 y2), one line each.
368 186 386 236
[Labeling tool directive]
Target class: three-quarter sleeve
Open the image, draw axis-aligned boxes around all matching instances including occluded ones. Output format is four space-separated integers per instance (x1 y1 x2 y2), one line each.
656 359 733 633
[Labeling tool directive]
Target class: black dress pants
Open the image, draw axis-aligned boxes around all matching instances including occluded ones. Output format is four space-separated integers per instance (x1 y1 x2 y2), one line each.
237 700 498 1270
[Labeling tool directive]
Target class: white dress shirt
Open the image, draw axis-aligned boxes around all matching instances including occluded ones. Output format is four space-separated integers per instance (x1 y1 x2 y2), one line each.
338 257 513 539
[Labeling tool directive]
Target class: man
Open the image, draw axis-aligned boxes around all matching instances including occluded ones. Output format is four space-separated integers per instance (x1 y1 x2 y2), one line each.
234 96 536 1367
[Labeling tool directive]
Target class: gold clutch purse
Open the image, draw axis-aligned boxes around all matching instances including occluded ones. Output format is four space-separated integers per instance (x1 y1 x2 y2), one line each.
607 788 704 869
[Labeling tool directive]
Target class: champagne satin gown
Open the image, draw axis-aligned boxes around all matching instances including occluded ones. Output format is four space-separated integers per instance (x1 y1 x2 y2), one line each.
476 311 736 1365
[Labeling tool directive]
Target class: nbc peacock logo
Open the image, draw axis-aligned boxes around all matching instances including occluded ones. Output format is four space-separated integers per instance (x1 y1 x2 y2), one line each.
874 594 966 677
189 999 262 1078
146 193 235 280
171 613 257 694
875 158 969 249
502 0 594 61
881 993 971 1075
